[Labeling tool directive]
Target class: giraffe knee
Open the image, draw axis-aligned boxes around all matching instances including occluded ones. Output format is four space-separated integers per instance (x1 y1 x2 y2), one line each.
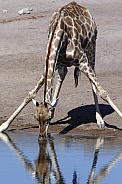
99 90 109 102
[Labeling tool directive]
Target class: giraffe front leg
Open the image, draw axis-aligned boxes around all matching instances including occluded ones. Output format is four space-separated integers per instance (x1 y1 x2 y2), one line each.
0 74 45 132
51 65 68 119
79 53 122 125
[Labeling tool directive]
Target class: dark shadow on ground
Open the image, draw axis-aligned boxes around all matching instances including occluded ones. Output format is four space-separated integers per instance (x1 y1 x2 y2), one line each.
51 104 122 134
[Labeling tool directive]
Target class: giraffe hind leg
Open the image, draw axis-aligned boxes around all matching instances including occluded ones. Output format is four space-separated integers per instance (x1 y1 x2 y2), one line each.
53 66 67 100
52 65 68 119
74 66 105 127
74 66 81 87
91 82 105 128
79 53 122 126
86 41 104 127
74 63 104 127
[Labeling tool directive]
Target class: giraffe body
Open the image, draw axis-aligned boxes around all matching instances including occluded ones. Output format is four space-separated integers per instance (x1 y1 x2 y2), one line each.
36 1 106 136
0 2 122 136
45 1 97 102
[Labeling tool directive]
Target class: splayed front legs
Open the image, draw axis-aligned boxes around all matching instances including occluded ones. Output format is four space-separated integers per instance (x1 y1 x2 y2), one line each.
0 65 67 132
0 74 45 132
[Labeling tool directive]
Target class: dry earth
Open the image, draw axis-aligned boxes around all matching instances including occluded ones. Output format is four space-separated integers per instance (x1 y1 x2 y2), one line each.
0 0 122 136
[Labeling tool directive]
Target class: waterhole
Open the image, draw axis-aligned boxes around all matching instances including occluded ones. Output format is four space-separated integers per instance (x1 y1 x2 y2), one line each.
0 131 122 184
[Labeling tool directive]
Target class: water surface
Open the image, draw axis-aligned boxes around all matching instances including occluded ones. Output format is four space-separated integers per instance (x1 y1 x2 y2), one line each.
0 131 122 184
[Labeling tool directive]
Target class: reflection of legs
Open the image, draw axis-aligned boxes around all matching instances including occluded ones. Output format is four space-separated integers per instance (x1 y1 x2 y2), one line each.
95 147 122 183
91 82 105 128
52 66 67 118
88 137 104 183
0 74 45 132
48 135 64 182
0 132 35 175
79 53 122 125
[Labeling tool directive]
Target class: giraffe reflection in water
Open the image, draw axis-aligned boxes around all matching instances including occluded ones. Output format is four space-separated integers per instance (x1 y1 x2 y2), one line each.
35 135 64 183
87 137 122 184
0 133 64 184
0 133 122 184
35 139 51 183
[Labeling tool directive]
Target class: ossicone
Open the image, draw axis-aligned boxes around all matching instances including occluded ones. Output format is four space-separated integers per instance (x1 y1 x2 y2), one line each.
44 102 48 108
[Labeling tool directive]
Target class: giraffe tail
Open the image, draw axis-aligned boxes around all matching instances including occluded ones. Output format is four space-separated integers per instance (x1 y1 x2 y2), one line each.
74 67 81 87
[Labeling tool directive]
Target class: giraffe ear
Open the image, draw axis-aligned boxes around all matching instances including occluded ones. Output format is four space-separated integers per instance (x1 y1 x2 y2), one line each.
51 98 59 109
32 99 39 107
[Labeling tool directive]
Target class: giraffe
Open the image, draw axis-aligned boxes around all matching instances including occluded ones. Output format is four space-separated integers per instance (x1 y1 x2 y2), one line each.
0 1 122 137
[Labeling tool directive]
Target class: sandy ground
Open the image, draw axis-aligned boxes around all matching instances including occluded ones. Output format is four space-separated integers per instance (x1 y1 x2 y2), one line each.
0 0 122 136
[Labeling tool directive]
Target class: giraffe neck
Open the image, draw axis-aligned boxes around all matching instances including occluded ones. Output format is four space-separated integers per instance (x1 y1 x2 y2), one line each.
44 10 64 104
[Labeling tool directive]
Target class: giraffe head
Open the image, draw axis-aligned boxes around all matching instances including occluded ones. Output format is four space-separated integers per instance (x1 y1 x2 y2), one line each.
32 99 58 139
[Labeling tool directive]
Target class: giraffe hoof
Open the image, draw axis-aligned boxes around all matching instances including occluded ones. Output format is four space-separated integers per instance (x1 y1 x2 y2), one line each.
96 137 104 149
96 112 105 128
97 121 105 128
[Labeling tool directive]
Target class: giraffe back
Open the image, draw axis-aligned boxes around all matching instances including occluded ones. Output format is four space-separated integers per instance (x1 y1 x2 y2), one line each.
49 1 97 58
